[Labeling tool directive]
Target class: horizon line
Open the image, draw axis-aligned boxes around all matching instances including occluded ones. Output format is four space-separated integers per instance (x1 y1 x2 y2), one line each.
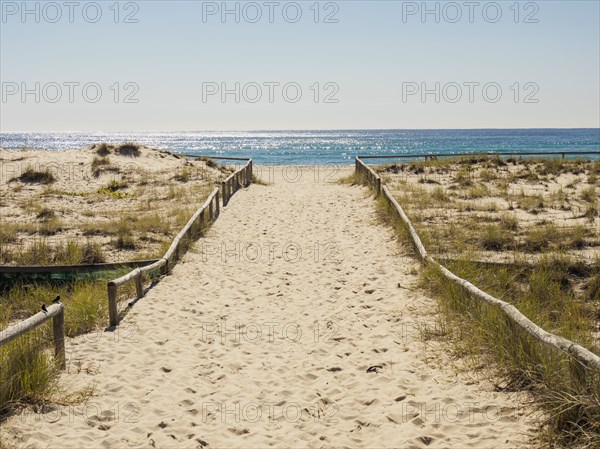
1 127 599 134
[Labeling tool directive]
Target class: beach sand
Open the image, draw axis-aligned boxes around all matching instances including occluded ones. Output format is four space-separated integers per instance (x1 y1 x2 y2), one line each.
0 166 536 448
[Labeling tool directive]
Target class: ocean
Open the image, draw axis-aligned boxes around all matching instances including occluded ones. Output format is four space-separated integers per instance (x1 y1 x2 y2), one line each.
1 129 599 165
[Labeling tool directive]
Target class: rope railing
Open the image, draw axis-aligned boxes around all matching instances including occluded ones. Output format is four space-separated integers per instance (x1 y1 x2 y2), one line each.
221 159 252 206
0 300 66 369
107 188 219 326
356 155 600 371
106 158 252 327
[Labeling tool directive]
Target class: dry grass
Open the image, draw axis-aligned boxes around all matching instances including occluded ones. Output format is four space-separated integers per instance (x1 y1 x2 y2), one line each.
0 144 231 427
114 142 141 157
9 166 55 185
0 239 107 265
381 157 599 262
0 278 120 418
0 145 224 265
371 156 600 448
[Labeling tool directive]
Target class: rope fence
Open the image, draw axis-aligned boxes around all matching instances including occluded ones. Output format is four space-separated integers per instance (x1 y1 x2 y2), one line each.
107 158 252 327
355 155 600 371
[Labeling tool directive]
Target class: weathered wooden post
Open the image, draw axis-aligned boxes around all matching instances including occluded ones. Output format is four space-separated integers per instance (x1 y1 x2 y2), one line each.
108 282 118 327
221 181 228 207
0 302 67 370
215 190 220 217
199 208 205 233
135 271 143 299
52 303 65 369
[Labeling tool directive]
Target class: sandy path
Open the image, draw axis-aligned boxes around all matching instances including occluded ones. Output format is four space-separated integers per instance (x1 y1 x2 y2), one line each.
1 167 534 448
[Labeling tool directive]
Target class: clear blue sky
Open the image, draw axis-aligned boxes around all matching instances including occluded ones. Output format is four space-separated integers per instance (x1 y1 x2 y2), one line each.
1 0 599 131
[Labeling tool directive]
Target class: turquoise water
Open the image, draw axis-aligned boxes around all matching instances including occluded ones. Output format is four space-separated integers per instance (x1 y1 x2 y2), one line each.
1 129 598 165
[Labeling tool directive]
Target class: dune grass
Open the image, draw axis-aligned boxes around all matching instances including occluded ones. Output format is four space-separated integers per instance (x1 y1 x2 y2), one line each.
368 160 600 448
0 239 106 266
9 166 55 185
0 145 226 423
420 260 600 448
0 180 219 417
0 325 60 418
0 277 119 417
114 142 141 157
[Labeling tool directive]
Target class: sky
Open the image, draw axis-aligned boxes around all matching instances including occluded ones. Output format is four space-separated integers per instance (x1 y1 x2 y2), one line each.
1 0 599 131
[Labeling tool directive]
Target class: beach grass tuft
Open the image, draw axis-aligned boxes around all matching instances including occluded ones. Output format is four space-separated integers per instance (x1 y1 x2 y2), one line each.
10 166 55 185
94 142 112 156
114 142 141 157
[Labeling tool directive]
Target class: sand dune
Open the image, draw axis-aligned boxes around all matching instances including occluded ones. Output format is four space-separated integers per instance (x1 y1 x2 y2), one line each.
1 167 536 448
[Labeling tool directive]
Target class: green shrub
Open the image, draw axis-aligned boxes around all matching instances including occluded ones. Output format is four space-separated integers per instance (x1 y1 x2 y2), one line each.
97 180 128 198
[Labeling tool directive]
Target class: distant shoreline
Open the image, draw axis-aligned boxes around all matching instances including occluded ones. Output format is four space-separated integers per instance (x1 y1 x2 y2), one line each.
1 129 598 166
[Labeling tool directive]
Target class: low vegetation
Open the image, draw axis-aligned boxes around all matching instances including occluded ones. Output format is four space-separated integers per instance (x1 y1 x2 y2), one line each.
0 143 226 265
0 239 106 266
0 278 121 417
9 166 55 185
371 156 600 448
114 142 141 157
379 157 599 261
0 144 232 423
420 260 600 448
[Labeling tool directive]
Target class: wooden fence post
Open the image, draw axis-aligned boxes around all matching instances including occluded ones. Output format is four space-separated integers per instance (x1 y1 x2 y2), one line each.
215 190 220 217
52 305 65 369
221 181 227 207
108 282 118 327
199 208 205 232
135 272 143 299
221 181 225 206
